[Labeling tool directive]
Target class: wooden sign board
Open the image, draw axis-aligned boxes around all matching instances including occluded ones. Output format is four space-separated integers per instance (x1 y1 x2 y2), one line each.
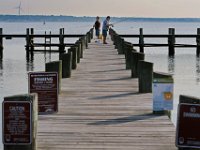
176 103 200 148
29 72 58 114
3 101 32 145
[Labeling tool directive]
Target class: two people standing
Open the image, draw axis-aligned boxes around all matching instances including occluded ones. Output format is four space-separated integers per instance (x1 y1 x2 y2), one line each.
94 16 113 44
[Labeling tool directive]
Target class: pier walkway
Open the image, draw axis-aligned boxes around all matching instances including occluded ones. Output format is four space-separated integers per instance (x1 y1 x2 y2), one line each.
37 37 177 150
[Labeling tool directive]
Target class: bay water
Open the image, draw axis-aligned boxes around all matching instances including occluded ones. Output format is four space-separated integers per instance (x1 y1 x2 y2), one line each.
0 20 200 148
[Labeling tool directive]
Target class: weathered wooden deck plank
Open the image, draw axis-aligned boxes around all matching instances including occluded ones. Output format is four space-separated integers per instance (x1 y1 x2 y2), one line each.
37 38 177 150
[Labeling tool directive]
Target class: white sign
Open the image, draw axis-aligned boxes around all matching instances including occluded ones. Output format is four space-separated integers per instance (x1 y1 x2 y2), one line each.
153 82 173 111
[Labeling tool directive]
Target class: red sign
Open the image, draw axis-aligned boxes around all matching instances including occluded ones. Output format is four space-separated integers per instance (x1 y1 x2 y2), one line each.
176 103 200 148
3 101 32 145
29 72 58 114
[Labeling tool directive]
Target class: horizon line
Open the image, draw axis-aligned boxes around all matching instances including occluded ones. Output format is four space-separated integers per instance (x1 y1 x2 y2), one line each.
1 14 200 19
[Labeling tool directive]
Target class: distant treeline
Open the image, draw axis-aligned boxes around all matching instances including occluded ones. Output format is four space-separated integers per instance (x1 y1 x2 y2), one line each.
1 15 200 22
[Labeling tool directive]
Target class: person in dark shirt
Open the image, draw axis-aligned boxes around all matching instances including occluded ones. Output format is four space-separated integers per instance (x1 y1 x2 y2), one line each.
93 16 101 41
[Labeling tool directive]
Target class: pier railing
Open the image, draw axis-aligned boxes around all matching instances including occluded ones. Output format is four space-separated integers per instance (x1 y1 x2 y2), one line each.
113 28 200 56
0 28 94 59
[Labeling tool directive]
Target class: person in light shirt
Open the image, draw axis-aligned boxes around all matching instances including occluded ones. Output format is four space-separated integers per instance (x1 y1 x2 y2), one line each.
102 16 113 44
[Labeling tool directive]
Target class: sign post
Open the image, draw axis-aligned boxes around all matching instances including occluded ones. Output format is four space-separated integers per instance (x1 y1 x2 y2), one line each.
29 72 58 114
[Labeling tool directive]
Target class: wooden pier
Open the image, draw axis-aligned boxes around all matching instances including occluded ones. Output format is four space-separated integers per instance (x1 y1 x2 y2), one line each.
36 37 177 149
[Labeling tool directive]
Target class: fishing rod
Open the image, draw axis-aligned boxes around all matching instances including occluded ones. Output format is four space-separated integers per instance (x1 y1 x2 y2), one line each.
112 18 131 26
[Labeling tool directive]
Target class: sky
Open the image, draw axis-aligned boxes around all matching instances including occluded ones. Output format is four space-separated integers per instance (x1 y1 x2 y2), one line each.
1 0 200 18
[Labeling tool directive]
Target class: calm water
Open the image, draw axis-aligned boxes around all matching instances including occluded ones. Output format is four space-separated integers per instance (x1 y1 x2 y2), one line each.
1 20 200 148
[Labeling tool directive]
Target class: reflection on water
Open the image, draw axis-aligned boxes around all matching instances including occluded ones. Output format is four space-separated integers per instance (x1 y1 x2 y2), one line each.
0 59 2 70
26 59 34 72
26 52 34 72
26 52 34 62
168 56 175 74
44 52 52 64
0 60 3 89
196 56 200 84
26 52 54 72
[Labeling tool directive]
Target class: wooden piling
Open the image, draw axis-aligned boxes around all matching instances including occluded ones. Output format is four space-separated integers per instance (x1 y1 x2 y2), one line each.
179 95 200 104
118 37 124 54
131 51 145 78
0 28 3 59
86 31 91 43
44 31 47 52
68 46 77 69
79 38 83 58
26 28 30 51
138 60 153 93
75 41 81 63
84 35 88 49
59 28 65 53
114 35 119 49
124 41 134 69
196 28 200 56
90 28 94 39
81 36 86 51
30 28 34 52
59 52 72 78
45 60 62 92
3 93 38 150
139 28 144 53
168 28 175 56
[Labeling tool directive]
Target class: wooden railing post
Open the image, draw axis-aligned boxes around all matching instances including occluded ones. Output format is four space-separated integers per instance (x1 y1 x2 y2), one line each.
138 60 153 93
75 41 81 63
84 35 87 49
45 60 62 93
168 28 175 56
196 28 200 57
87 31 91 43
30 28 34 52
118 37 124 54
68 46 77 70
114 35 120 50
124 41 134 69
131 52 145 78
44 31 47 51
59 28 65 53
79 38 83 58
59 52 72 78
139 28 144 53
0 28 3 59
90 28 94 39
26 28 30 51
